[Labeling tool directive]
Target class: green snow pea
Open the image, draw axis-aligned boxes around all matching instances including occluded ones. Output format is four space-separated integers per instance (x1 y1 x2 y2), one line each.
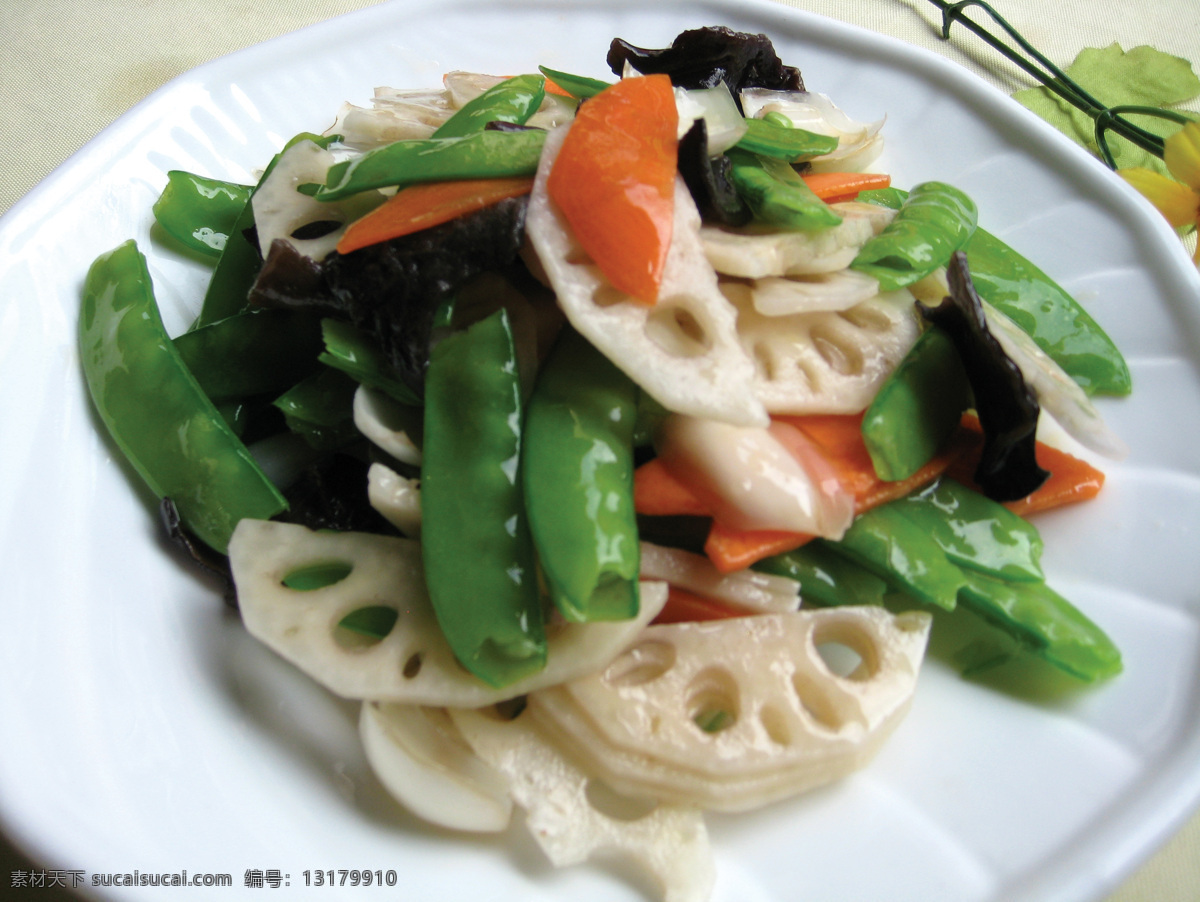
727 148 842 230
754 541 889 608
421 308 546 687
734 116 838 161
79 240 288 554
193 132 339 329
172 308 325 403
432 73 546 139
956 569 1122 682
965 229 1131 396
522 328 640 622
857 186 1129 396
851 181 978 291
538 65 610 98
861 327 970 482
313 129 547 202
827 502 965 611
317 318 422 406
153 170 251 258
273 367 360 451
894 478 1044 583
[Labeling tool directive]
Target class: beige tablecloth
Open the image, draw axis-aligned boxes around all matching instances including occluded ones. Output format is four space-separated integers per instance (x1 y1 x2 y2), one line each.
2 1 1198 899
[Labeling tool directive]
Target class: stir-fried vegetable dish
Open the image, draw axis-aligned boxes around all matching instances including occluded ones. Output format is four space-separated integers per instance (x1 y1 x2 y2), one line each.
78 25 1130 901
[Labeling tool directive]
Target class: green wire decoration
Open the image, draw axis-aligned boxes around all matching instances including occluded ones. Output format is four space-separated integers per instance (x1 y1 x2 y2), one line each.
929 0 1192 168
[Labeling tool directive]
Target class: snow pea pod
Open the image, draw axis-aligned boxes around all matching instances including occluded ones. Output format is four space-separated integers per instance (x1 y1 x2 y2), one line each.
314 129 547 202
273 367 360 452
965 229 1131 396
733 116 838 161
522 328 640 623
851 181 978 291
956 569 1122 682
153 170 251 258
421 308 546 687
172 308 325 402
857 186 1129 396
861 327 970 482
827 503 965 611
754 541 889 608
317 318 422 406
538 65 610 98
432 73 546 139
79 240 288 554
894 478 1044 583
727 148 842 230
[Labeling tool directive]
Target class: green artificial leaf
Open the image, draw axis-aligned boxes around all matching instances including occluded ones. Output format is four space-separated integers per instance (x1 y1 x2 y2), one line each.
1013 43 1200 173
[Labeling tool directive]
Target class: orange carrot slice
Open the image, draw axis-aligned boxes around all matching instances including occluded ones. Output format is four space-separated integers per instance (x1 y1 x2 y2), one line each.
800 171 892 201
653 586 748 624
633 457 710 517
547 74 678 304
949 414 1105 517
703 524 814 575
337 176 535 254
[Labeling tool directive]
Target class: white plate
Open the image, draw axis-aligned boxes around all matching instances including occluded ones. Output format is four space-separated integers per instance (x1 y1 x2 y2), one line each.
2 0 1199 899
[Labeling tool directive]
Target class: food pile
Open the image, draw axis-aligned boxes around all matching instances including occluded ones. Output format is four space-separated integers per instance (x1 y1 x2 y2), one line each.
78 26 1130 901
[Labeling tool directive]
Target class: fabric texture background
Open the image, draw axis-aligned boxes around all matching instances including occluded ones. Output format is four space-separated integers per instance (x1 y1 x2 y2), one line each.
1 1 1197 899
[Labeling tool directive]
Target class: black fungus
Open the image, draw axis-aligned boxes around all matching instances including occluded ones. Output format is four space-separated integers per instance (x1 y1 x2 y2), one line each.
677 119 752 227
607 26 803 109
247 196 530 398
248 239 335 311
278 453 395 535
917 252 1050 502
324 196 528 398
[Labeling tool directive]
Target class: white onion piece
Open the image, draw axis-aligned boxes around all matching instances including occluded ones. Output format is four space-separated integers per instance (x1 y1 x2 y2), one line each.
353 386 422 465
442 70 507 107
674 83 747 154
366 463 421 538
744 269 881 315
740 88 885 173
983 301 1129 460
326 89 453 148
639 542 800 614
700 201 895 278
655 414 853 539
361 703 512 833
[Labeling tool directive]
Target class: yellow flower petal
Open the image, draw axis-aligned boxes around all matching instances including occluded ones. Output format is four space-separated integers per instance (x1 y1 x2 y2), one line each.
1118 167 1200 228
1164 121 1200 192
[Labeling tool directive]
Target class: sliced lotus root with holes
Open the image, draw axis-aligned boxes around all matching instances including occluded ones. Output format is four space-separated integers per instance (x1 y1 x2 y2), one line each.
449 705 715 902
229 519 667 706
527 607 931 812
525 124 768 428
699 201 895 279
252 139 383 261
722 283 921 415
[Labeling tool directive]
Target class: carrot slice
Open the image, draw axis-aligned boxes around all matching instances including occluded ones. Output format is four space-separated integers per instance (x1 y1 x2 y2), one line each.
653 586 748 624
633 457 710 517
337 176 535 254
780 413 967 509
948 414 1105 516
703 524 814 575
543 78 574 98
547 73 678 304
800 171 892 201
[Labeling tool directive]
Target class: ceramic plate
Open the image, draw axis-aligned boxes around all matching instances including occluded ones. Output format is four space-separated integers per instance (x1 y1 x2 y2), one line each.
2 0 1199 899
